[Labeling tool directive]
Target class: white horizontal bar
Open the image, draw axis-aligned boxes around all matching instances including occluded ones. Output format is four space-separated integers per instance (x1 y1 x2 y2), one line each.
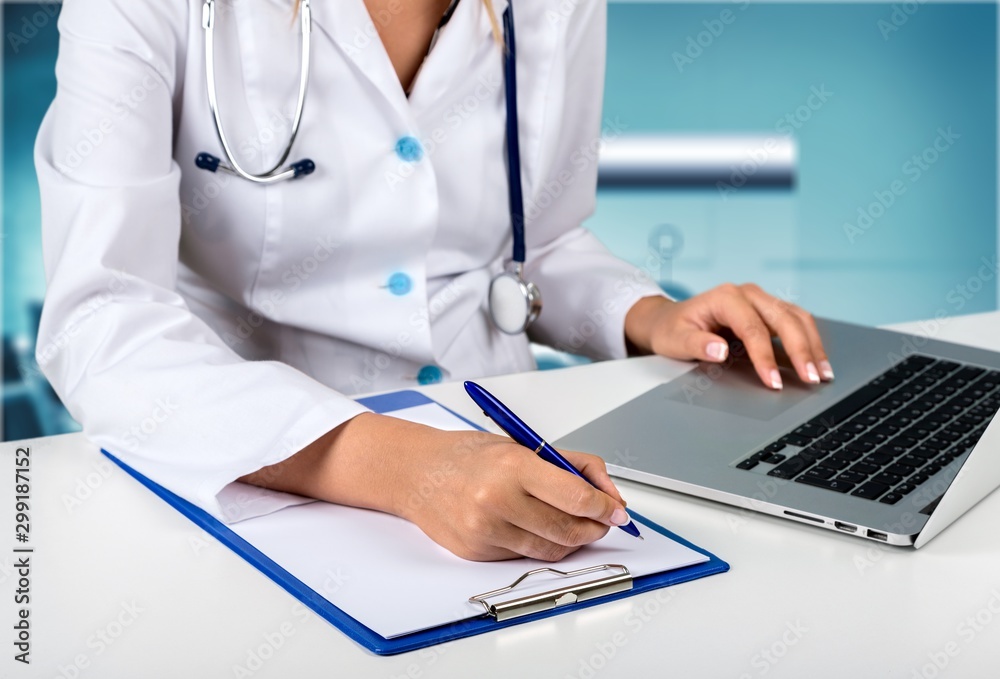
598 134 797 188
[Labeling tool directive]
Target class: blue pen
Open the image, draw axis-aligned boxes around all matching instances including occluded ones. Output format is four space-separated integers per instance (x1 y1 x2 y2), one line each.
464 381 642 539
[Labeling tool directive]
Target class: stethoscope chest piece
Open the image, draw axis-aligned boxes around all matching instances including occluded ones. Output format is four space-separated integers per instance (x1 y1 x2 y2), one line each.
489 266 542 335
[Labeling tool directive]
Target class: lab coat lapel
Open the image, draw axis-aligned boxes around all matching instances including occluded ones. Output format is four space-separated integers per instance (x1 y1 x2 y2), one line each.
405 0 508 114
309 0 411 114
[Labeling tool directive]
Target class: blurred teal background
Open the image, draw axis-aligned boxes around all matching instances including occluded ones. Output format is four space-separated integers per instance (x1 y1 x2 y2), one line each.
2 1 998 440
592 1 997 324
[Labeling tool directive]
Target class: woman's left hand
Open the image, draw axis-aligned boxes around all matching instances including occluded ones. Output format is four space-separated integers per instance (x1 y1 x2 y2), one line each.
624 283 834 390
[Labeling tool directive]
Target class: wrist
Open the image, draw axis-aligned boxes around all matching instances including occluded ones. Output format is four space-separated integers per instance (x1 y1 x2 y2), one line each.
624 295 673 355
239 412 444 518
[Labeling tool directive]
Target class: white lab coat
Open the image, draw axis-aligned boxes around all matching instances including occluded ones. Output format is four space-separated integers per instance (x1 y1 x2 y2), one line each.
34 0 664 522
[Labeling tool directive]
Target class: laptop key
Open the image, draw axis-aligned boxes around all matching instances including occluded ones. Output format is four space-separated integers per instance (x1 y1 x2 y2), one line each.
832 449 863 462
956 367 986 381
885 463 915 477
864 404 893 418
851 481 890 500
957 415 985 427
802 466 837 481
823 457 850 471
897 454 926 469
837 470 867 485
873 472 904 486
895 483 917 496
808 382 888 430
793 423 826 439
798 447 828 463
737 458 759 470
857 431 888 446
851 461 881 476
879 492 903 505
766 441 787 453
841 422 868 435
767 456 810 479
813 437 841 452
761 453 786 464
853 413 881 427
864 451 894 466
883 441 914 455
922 438 948 452
795 476 856 493
923 461 945 475
779 434 811 448
872 424 901 437
900 428 932 442
936 430 962 443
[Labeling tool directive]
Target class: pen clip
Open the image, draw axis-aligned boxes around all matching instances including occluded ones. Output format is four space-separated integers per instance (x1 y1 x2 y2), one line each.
482 409 516 441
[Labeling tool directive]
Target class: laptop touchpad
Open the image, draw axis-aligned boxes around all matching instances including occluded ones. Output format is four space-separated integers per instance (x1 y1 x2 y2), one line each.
662 359 813 422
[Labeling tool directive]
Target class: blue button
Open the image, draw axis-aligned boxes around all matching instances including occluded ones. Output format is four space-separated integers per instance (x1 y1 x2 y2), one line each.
395 136 423 162
387 272 412 296
417 365 443 385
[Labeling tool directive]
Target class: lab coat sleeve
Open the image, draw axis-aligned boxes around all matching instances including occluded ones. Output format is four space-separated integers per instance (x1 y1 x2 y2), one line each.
522 0 668 361
34 0 369 523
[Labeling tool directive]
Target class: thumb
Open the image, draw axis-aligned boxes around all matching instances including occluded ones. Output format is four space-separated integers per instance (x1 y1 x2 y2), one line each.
655 325 731 363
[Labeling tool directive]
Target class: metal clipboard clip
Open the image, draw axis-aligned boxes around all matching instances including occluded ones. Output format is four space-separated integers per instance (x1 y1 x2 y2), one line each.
468 564 633 622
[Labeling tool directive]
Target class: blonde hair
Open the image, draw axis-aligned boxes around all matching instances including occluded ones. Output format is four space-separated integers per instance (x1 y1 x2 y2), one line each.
293 0 503 44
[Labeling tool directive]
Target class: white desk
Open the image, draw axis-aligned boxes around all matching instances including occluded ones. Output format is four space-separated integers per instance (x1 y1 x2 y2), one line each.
3 312 1000 678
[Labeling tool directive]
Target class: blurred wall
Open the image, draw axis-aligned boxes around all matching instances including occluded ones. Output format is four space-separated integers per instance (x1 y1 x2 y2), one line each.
591 1 997 324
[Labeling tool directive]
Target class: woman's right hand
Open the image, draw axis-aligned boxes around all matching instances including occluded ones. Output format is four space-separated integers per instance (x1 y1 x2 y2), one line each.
240 413 632 561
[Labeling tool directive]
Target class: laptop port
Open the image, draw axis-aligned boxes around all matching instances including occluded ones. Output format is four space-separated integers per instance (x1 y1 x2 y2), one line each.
783 510 823 524
834 521 857 533
867 529 888 541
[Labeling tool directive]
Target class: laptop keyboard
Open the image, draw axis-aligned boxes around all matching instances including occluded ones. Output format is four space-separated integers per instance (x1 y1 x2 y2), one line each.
736 355 1000 504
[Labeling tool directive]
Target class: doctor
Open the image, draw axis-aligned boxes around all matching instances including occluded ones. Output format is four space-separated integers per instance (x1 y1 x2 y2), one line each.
35 0 831 562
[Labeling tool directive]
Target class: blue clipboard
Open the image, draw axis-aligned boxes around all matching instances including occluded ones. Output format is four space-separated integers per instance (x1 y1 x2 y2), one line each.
104 390 729 655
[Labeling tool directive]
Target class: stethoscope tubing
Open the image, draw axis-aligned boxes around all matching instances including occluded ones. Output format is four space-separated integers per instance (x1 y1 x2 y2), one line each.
202 0 313 183
197 0 539 333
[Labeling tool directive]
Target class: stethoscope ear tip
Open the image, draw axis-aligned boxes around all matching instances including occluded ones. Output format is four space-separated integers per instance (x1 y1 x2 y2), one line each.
195 152 221 173
292 159 316 178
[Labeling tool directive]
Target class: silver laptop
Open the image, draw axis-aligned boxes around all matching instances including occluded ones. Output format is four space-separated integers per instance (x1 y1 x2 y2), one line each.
554 318 1000 548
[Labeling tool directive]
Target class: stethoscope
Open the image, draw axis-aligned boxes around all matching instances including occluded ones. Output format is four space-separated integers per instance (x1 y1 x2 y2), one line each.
194 0 541 335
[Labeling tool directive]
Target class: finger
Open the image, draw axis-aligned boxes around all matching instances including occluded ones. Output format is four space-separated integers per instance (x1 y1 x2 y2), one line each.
707 286 782 389
654 323 732 364
507 494 611 550
504 522 589 562
741 285 820 385
794 308 834 380
518 454 629 528
559 449 627 505
455 523 583 562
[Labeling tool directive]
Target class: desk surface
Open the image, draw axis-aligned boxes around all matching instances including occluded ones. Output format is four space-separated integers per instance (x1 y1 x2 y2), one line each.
3 311 1000 678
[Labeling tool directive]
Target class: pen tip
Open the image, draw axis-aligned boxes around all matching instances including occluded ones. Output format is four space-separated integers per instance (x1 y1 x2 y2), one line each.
637 535 644 540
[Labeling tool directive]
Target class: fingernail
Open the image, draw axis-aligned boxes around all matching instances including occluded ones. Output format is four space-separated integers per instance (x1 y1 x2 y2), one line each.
769 369 783 390
819 360 835 381
610 507 629 526
806 362 820 384
706 341 728 361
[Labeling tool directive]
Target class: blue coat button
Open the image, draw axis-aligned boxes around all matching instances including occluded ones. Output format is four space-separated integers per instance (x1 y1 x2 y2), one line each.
395 136 424 162
387 272 413 296
417 365 443 385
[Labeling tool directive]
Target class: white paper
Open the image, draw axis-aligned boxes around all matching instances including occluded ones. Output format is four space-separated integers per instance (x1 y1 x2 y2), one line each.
380 402 475 431
230 402 709 638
